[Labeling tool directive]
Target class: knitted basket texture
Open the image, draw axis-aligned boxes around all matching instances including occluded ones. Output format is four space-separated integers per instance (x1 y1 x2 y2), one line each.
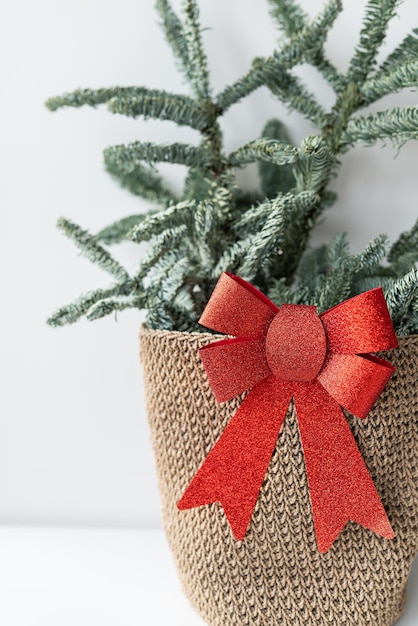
140 328 418 626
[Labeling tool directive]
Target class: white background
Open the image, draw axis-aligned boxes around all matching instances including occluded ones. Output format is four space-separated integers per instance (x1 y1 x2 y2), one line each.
1 0 417 530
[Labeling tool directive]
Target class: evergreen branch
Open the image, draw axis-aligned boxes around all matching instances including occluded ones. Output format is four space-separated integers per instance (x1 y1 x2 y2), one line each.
46 87 149 111
57 218 130 281
360 61 418 105
352 233 389 272
234 191 319 281
267 71 329 127
267 0 345 92
266 277 298 305
193 201 215 267
103 141 207 170
107 92 215 130
135 225 189 279
258 119 295 198
316 234 388 312
268 0 307 34
388 251 418 276
388 218 418 263
293 135 334 194
378 27 418 74
104 159 176 205
355 276 396 293
86 294 147 321
158 256 191 301
181 0 210 99
128 201 195 242
212 237 255 277
228 139 299 167
216 0 342 111
385 268 418 327
172 288 196 314
297 244 329 301
96 214 157 245
155 0 190 72
47 283 132 326
347 0 401 83
45 87 181 112
341 106 418 146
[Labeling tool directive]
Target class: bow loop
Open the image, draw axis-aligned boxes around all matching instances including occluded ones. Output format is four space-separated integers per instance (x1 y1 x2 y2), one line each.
320 288 398 354
199 273 278 338
199 338 270 403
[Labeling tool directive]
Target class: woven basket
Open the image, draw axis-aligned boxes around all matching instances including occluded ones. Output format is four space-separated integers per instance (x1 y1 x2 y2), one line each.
140 328 418 626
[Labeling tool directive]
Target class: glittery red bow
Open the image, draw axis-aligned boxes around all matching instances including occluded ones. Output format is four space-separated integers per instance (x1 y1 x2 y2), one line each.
178 273 398 552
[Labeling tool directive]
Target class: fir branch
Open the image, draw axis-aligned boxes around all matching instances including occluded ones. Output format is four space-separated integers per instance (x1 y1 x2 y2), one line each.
103 141 207 170
315 234 388 312
104 159 176 205
296 243 329 301
267 277 298 305
46 87 142 111
378 27 418 74
229 139 299 167
57 218 130 281
193 201 215 267
341 106 418 146
212 237 255 277
86 294 147 321
158 256 191 301
347 0 401 83
293 135 334 194
135 225 189 279
181 0 210 99
47 87 212 130
172 288 196 314
385 267 418 327
267 71 328 128
268 0 307 34
155 0 190 72
267 0 345 92
216 0 342 111
360 61 418 106
354 276 396 293
107 92 215 130
388 218 418 263
258 119 295 198
47 283 132 326
233 191 319 281
388 251 418 276
96 214 157 245
346 233 389 273
128 200 195 242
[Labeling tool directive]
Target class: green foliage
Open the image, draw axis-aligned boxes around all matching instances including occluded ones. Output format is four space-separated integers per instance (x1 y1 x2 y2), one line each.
217 0 342 111
361 61 418 105
258 120 296 199
104 160 176 206
342 107 418 147
48 0 418 336
56 218 129 281
347 0 400 83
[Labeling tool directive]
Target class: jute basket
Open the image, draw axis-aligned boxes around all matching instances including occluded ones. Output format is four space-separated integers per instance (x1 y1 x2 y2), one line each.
140 328 418 626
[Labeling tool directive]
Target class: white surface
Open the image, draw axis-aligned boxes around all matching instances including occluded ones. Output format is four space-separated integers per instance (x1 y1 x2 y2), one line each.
0 527 415 626
1 1 418 525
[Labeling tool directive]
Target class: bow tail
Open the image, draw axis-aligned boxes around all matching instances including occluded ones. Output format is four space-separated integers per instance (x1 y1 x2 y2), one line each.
294 381 394 553
178 377 292 540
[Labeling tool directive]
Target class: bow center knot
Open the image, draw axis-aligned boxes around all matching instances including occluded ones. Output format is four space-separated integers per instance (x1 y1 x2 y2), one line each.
265 305 327 382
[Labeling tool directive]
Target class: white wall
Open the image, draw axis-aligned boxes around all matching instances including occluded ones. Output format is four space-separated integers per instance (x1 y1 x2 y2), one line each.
1 0 417 527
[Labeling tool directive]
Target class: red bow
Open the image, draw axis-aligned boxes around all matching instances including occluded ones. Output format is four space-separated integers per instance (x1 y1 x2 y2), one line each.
178 273 398 552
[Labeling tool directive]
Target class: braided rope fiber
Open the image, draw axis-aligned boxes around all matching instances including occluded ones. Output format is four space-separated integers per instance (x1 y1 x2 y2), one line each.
140 329 417 626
